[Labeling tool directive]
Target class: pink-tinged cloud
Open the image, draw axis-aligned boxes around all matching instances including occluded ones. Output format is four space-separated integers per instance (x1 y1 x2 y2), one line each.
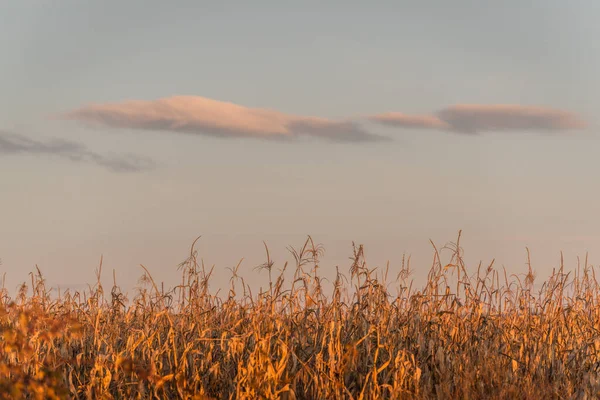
370 104 587 134
63 96 387 142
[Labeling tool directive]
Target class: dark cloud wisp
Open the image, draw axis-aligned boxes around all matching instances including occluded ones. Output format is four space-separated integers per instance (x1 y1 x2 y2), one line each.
0 131 153 172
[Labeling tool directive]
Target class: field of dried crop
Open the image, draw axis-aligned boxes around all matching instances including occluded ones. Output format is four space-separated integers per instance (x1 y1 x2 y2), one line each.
1 233 600 399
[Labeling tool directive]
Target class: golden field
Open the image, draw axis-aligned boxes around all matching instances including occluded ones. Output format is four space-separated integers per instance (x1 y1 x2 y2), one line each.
1 233 599 399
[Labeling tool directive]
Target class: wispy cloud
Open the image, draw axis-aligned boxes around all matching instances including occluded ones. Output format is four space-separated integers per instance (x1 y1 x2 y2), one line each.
62 96 387 142
370 104 587 134
0 131 153 172
369 113 449 130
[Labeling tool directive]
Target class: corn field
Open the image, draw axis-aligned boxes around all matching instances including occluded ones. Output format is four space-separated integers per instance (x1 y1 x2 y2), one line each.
1 233 600 399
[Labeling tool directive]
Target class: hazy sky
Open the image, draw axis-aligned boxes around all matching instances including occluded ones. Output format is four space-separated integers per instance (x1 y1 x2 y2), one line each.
1 1 599 294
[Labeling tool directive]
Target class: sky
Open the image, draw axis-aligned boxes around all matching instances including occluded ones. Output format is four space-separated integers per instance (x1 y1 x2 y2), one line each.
1 1 599 295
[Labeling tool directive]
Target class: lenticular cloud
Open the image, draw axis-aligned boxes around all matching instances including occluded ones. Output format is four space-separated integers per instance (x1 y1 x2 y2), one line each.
370 104 586 134
63 96 387 142
64 96 587 139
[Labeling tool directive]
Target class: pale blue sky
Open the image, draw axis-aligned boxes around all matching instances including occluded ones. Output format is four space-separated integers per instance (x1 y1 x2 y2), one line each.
1 1 599 293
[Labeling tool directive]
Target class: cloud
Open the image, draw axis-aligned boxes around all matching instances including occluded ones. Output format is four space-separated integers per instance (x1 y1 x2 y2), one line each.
368 113 449 130
438 105 587 134
370 104 587 134
0 131 153 172
62 96 387 142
